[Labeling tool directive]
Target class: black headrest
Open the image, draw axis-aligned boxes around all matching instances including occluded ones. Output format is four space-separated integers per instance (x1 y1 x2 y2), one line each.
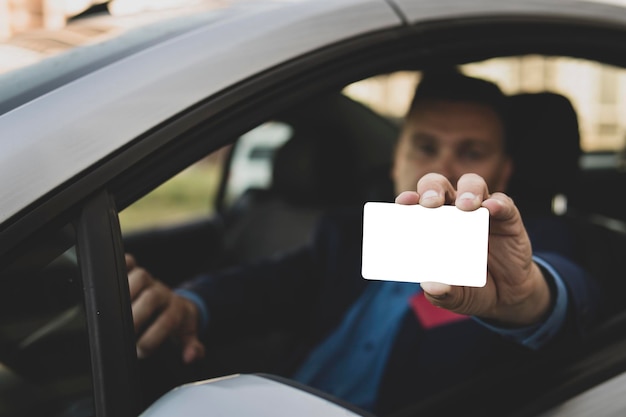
507 92 581 216
271 129 358 206
270 93 397 206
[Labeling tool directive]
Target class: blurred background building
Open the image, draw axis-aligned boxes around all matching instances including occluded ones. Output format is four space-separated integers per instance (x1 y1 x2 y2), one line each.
0 0 214 38
345 56 626 152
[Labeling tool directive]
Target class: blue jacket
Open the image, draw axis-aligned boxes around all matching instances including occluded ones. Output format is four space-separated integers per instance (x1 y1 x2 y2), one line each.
180 207 603 415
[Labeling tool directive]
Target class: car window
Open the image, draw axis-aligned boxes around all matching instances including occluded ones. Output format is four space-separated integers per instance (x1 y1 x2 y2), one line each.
110 53 626 416
118 148 228 233
119 122 293 234
0 223 94 417
222 121 294 207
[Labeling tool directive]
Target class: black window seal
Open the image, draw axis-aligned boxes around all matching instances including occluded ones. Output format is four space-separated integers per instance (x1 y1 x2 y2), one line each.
75 189 140 417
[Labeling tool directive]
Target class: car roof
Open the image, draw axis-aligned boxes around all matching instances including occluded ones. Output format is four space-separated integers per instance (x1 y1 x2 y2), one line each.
0 0 401 226
0 3 231 111
3 0 626 227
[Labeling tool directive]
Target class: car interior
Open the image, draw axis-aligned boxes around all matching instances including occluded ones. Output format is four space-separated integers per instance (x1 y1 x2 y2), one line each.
119 56 626 416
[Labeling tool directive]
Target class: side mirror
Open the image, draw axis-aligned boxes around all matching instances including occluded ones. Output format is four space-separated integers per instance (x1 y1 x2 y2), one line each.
140 373 376 417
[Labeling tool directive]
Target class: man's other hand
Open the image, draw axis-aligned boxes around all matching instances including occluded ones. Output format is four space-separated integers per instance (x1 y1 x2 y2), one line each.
126 254 205 364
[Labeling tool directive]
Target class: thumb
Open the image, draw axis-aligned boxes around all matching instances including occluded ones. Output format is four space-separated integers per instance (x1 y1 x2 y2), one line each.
420 282 469 313
420 282 451 299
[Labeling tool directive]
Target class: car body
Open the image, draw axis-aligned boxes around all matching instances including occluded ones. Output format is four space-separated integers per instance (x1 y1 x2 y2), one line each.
3 1 626 416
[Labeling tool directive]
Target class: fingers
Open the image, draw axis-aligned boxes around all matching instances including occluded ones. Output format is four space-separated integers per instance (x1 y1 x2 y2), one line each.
131 279 171 333
397 173 512 212
128 260 174 342
415 173 490 210
416 173 456 207
421 281 491 317
128 264 153 300
455 174 490 211
136 297 181 358
395 191 419 205
482 192 517 222
128 259 165 335
421 282 465 311
126 257 205 362
136 295 202 361
181 333 206 364
481 192 528 240
125 253 136 271
420 282 451 299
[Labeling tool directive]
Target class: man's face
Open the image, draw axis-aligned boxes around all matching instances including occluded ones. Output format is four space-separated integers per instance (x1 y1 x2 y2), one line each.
392 99 512 195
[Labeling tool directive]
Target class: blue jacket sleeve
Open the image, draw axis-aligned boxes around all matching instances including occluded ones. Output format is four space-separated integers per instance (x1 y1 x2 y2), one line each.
474 216 605 348
474 252 602 349
176 246 322 338
533 251 604 341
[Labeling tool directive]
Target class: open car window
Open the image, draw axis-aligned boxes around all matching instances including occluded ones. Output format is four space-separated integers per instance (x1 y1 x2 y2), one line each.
118 150 227 234
123 54 626 238
117 51 626 416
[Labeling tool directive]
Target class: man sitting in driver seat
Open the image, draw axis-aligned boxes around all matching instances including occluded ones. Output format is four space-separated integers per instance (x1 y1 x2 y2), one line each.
126 69 603 414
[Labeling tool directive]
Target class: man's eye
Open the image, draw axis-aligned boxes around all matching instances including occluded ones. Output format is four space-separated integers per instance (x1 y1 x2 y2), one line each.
416 144 437 156
460 149 487 161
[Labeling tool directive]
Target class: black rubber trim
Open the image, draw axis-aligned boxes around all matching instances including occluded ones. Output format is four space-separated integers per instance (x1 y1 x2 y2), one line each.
75 190 141 417
384 0 409 25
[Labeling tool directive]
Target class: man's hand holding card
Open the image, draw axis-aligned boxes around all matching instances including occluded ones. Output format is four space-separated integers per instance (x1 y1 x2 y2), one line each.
362 173 552 327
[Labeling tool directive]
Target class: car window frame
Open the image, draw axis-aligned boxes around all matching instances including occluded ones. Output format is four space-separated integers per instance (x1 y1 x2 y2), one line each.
76 189 140 417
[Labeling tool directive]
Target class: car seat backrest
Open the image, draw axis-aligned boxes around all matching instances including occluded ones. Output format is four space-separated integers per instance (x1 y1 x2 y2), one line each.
219 129 360 264
270 128 360 207
506 92 582 217
220 93 397 264
508 94 626 313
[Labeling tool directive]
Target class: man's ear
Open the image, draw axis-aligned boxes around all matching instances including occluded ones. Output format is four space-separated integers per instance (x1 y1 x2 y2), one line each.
497 156 513 192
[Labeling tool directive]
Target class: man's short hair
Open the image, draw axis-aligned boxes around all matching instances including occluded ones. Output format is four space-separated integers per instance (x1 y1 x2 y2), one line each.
408 68 510 151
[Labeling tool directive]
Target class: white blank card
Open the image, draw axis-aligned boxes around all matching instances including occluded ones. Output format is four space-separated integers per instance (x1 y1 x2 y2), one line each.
361 202 489 287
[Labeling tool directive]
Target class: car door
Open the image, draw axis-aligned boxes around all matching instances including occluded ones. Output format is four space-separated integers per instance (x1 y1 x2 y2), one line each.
0 191 139 417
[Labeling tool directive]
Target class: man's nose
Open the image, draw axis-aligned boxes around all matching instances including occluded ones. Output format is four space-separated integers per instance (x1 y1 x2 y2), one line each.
433 150 457 184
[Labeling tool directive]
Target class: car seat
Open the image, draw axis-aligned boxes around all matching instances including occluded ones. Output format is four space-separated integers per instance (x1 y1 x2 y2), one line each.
508 92 626 314
220 92 398 265
506 92 582 217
